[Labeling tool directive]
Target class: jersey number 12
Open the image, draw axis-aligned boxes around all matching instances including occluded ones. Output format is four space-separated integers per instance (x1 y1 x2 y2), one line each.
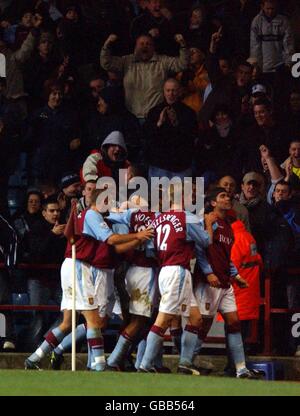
156 224 171 251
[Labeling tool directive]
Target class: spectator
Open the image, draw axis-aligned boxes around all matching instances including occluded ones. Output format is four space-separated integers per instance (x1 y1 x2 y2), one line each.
275 191 300 356
247 57 263 83
218 56 232 77
250 0 294 76
177 46 209 114
10 188 43 305
261 148 300 354
196 104 242 183
25 80 81 185
238 98 288 174
225 0 259 58
57 4 88 67
34 1 56 33
85 86 142 162
236 91 255 132
13 8 34 50
88 73 107 103
38 179 58 200
218 175 251 232
100 32 189 121
45 0 63 23
144 78 198 179
57 172 82 223
23 31 63 110
230 219 262 310
200 29 253 123
249 82 273 107
82 131 130 186
12 189 43 262
239 171 271 254
177 4 212 53
280 139 300 192
0 76 20 120
25 195 66 343
130 0 176 55
281 90 300 141
0 13 43 118
250 0 295 107
79 0 132 57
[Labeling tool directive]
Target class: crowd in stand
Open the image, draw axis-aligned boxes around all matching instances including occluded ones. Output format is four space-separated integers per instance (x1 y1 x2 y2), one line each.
0 0 299 363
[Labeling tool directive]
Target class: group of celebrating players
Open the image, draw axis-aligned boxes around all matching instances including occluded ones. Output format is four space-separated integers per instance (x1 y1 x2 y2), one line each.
24 183 262 379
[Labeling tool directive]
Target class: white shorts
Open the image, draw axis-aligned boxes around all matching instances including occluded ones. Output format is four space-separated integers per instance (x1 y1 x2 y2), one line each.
91 267 115 317
194 282 237 317
158 266 192 317
112 297 122 316
125 266 158 318
61 258 96 311
190 291 198 308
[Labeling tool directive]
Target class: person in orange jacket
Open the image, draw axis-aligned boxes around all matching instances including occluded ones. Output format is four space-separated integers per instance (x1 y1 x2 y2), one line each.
177 46 209 114
231 219 262 321
223 217 263 376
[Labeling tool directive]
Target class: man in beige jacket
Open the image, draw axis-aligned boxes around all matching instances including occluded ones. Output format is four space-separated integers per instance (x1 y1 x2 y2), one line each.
100 33 189 121
0 14 43 118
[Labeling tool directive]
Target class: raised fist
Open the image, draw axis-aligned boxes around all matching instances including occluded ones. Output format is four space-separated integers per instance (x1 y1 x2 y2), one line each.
104 34 118 47
149 28 159 38
174 34 186 47
259 144 271 160
33 13 43 28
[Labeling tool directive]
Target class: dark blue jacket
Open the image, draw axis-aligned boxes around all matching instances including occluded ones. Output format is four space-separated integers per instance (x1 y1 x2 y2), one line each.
24 104 80 183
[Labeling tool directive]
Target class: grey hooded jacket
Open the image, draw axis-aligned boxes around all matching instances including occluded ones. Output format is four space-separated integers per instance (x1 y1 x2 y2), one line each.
250 10 294 73
82 131 128 182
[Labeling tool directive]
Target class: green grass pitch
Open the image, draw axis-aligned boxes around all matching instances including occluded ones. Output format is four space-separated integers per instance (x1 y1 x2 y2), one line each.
0 370 299 396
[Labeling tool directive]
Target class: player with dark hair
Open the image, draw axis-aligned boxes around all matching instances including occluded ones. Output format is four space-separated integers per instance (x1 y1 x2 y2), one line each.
193 187 261 379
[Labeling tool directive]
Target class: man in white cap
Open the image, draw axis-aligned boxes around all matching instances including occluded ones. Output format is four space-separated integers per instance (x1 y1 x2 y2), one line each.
239 171 271 253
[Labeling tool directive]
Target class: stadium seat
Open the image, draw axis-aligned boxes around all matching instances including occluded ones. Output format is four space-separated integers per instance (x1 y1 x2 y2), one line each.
12 293 29 305
246 361 284 380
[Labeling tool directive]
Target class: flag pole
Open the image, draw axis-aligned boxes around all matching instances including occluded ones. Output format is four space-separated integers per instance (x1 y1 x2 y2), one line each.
71 241 76 372
64 200 78 372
